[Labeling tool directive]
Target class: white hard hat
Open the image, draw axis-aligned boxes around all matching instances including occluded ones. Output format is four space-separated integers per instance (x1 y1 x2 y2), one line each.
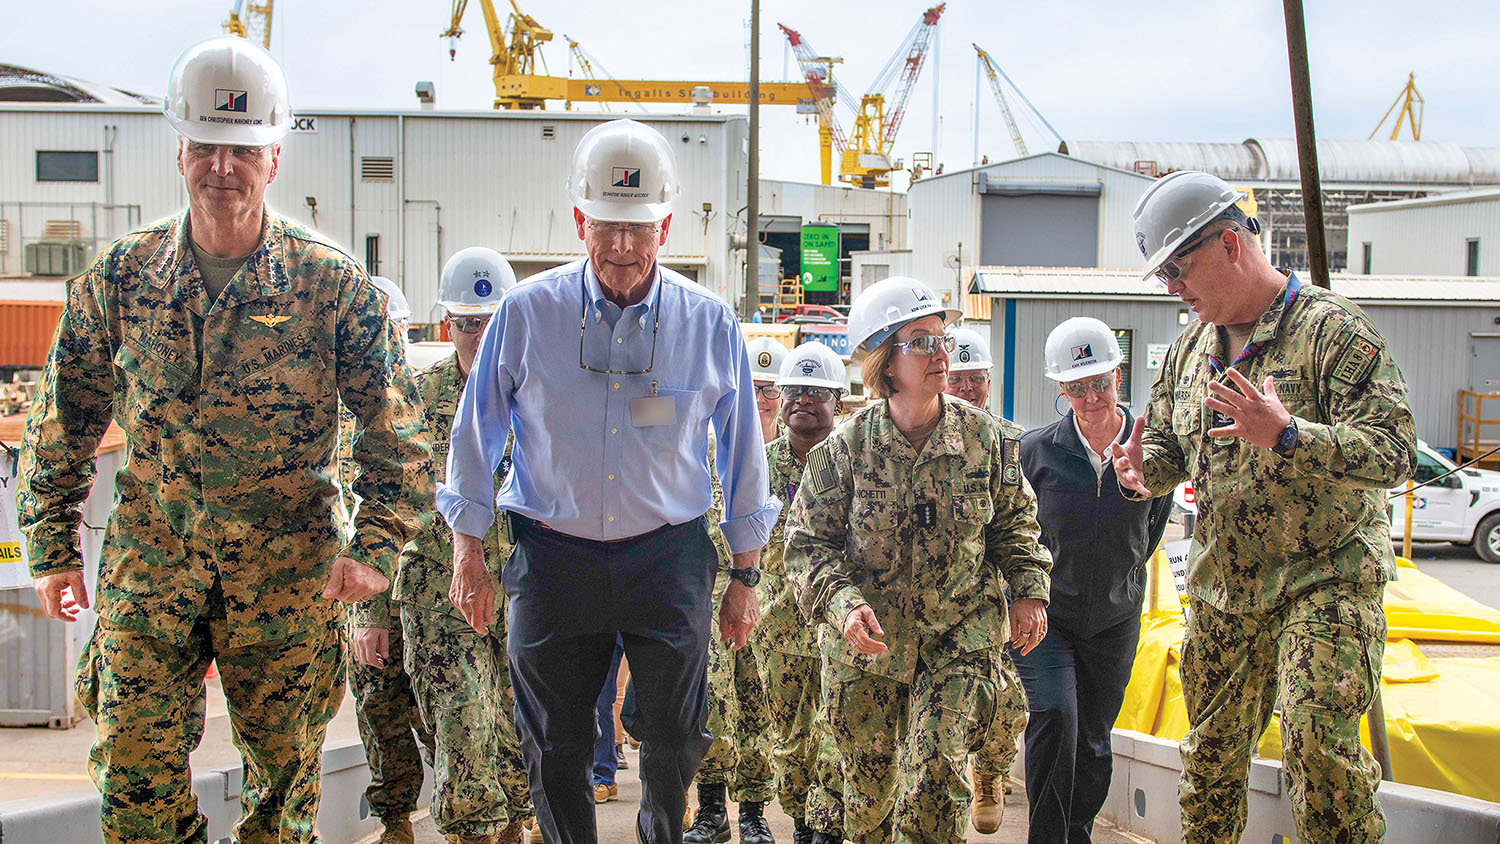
164 37 291 146
568 119 681 223
947 326 993 372
368 276 412 323
439 247 516 316
846 276 962 363
746 337 789 381
1044 317 1122 382
1132 170 1257 280
777 341 847 391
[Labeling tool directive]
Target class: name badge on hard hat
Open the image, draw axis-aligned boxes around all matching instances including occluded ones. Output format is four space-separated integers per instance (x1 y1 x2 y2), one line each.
631 382 676 427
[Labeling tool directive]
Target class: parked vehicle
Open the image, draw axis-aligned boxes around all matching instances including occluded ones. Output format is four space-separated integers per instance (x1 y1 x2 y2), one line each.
776 304 845 323
1169 440 1500 563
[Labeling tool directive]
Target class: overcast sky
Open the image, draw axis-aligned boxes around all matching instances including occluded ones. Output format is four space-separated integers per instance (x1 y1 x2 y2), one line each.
7 1 1499 186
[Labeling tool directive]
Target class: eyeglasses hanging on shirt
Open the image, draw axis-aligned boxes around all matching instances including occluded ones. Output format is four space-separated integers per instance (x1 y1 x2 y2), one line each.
579 274 662 375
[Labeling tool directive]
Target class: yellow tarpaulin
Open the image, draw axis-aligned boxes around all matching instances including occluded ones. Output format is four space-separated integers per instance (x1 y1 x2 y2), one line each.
1118 549 1500 802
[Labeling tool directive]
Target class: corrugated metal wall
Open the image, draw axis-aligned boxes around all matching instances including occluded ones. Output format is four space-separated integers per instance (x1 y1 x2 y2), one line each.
0 300 64 367
1348 195 1500 276
986 294 1500 449
907 169 979 306
1 106 748 318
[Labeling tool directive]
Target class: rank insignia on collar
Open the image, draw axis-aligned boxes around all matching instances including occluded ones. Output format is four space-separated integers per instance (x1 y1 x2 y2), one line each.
251 314 292 328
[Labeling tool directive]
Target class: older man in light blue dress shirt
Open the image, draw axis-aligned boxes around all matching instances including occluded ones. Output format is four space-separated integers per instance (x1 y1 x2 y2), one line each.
437 119 779 844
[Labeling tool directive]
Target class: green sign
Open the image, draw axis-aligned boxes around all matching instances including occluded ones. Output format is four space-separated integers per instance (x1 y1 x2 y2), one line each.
799 224 840 293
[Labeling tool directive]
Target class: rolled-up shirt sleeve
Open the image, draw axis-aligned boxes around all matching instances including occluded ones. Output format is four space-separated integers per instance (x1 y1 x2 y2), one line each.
712 320 781 554
436 302 515 539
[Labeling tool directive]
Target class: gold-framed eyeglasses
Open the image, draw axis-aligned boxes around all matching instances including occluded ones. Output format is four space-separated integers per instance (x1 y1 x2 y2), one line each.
947 372 989 386
892 334 956 356
578 277 661 375
1062 374 1116 398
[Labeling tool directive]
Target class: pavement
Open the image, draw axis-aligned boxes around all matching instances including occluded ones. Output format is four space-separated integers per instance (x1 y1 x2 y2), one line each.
363 752 1151 844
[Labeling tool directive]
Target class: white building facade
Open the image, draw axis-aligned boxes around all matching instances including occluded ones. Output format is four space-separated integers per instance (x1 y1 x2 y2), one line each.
1347 188 1500 277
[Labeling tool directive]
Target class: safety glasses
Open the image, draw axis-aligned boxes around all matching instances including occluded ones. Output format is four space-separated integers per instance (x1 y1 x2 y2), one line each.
1153 224 1240 284
947 372 989 386
446 315 491 335
754 384 782 399
892 334 956 356
1061 374 1116 399
782 385 839 402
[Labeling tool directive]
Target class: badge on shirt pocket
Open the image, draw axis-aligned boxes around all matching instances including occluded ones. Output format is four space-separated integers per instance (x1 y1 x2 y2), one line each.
630 394 677 427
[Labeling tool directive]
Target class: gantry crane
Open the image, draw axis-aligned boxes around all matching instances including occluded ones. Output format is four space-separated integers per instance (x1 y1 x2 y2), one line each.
222 0 274 50
971 43 1063 163
782 4 945 189
1370 73 1424 141
442 0 809 111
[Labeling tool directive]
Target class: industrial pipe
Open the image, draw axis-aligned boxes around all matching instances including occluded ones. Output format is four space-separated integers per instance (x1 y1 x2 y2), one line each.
1282 0 1331 288
746 0 761 319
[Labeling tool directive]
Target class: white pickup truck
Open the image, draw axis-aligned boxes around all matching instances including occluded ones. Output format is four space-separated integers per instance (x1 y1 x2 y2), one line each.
1389 441 1500 563
1170 441 1500 564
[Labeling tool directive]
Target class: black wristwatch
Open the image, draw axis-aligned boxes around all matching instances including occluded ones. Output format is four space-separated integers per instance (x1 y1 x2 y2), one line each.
728 567 762 588
1272 417 1299 458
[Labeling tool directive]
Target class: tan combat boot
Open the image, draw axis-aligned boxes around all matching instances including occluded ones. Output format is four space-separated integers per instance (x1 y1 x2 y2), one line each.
496 819 526 844
454 835 499 844
971 768 1004 834
376 815 416 844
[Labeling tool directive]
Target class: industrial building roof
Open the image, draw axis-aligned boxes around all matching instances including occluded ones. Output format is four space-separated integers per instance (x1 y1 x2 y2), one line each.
0 63 159 106
971 266 1500 304
1060 138 1500 187
1347 186 1500 214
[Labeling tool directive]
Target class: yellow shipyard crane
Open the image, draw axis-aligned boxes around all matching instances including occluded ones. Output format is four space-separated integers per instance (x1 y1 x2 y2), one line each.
1370 73 1424 141
222 0 274 50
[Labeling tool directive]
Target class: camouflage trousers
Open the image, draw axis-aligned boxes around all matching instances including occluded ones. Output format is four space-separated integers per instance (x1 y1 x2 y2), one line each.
400 604 532 838
697 571 775 802
820 650 997 844
757 649 839 821
1180 581 1386 844
75 614 346 844
971 648 1027 778
348 618 435 820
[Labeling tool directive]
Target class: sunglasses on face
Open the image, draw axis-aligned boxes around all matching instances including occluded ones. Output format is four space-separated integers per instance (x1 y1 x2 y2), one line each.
893 334 957 356
1062 374 1116 399
782 385 838 402
447 315 491 334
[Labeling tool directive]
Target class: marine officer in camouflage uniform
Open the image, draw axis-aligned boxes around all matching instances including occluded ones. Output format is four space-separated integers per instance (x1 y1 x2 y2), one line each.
345 275 435 844
1113 171 1417 844
786 277 1053 844
18 37 432 844
755 341 846 844
392 247 532 844
943 326 1029 835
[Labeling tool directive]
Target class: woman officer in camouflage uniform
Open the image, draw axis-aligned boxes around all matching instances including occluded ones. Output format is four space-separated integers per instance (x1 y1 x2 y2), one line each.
785 277 1053 844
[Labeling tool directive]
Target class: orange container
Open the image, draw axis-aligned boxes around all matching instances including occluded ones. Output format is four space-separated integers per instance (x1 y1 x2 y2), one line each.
0 300 65 368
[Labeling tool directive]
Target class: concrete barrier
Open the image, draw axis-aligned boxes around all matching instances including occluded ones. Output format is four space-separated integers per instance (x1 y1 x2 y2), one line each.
1098 729 1500 844
0 739 432 844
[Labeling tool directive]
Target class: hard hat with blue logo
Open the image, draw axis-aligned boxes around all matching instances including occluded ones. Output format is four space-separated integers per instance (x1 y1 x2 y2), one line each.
777 341 847 390
439 247 516 316
164 37 291 146
1043 317 1122 382
846 276 962 363
568 119 681 223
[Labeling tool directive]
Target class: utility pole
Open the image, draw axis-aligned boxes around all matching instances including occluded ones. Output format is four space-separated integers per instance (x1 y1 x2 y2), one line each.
1283 0 1330 288
745 0 760 318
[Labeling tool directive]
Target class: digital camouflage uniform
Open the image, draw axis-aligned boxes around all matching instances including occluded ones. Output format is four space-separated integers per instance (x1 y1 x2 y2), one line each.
341 406 438 826
971 415 1031 784
786 396 1053 844
1131 273 1416 844
752 436 838 822
18 210 432 844
698 437 776 804
393 352 533 838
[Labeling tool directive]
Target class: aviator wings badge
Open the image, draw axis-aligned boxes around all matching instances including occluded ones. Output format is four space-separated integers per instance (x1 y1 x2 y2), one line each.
250 314 293 328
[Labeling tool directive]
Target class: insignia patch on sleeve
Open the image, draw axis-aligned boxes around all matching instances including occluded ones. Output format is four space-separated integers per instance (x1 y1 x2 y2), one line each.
1002 438 1021 486
1332 331 1380 388
806 448 837 495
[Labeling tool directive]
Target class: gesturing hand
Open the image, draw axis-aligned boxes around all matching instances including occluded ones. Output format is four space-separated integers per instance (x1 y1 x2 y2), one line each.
1204 369 1292 449
322 556 390 603
1110 417 1151 497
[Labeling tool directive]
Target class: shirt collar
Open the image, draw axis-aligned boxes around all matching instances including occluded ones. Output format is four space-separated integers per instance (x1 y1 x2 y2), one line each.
583 260 663 325
146 208 293 315
1204 271 1302 372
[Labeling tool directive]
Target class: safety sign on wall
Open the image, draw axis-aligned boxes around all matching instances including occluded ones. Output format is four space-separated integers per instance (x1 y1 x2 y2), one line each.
799 224 840 293
1 451 31 590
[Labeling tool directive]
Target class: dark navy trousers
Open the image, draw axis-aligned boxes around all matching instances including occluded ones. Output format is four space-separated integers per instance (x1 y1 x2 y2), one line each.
1013 615 1140 844
505 515 717 844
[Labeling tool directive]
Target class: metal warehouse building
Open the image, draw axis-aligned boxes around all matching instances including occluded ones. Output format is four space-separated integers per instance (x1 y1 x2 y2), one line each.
1347 188 1500 277
970 268 1500 450
0 101 749 323
906 152 1156 317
